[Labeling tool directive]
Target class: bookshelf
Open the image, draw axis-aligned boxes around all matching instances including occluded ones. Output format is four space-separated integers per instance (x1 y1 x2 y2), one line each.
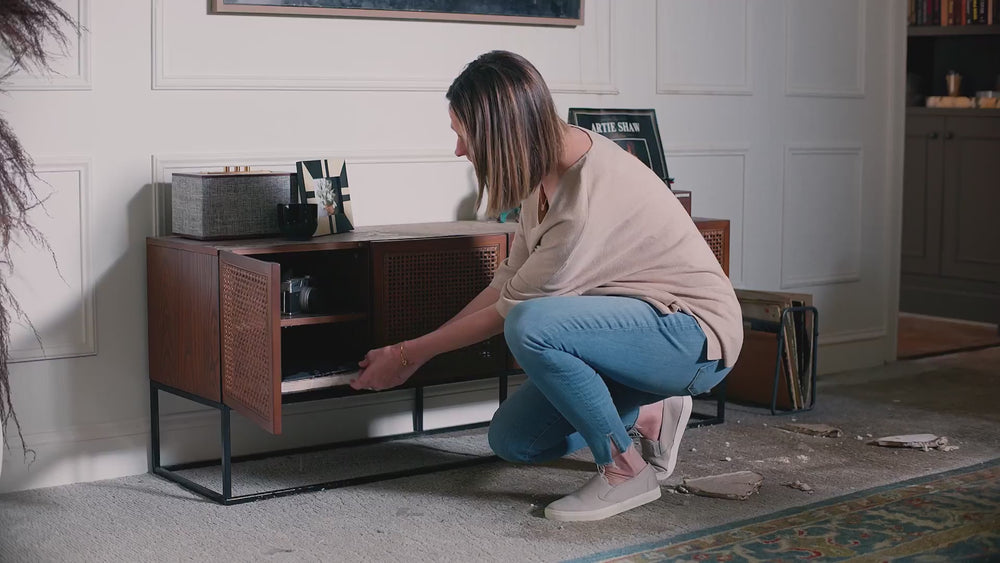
900 9 1000 325
907 24 1000 36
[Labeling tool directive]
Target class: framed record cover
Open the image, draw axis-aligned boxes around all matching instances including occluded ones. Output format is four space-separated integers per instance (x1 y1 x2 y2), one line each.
567 108 672 186
295 158 354 236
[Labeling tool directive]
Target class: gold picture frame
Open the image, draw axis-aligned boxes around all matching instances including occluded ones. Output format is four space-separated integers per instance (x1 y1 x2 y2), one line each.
211 1 584 27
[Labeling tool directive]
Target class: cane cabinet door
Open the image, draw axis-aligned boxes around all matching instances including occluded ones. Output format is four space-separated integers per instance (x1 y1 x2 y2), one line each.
372 235 509 387
694 218 730 277
219 250 282 434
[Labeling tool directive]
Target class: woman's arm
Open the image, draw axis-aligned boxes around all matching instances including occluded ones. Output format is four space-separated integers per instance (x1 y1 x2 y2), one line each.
409 304 504 363
440 285 500 328
349 301 505 391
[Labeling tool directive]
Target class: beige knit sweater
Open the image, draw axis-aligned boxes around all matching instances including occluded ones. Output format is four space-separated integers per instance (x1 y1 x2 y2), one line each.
489 127 743 367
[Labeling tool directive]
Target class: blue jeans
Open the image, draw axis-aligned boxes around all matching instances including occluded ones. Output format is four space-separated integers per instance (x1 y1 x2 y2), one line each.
489 296 731 466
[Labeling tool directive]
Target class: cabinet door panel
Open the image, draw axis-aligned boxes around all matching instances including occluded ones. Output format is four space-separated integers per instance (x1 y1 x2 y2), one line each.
372 235 508 386
147 243 221 401
901 116 945 275
220 251 282 434
941 117 1000 283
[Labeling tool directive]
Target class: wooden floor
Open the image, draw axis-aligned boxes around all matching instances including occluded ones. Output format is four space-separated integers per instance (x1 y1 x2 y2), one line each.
897 313 1000 360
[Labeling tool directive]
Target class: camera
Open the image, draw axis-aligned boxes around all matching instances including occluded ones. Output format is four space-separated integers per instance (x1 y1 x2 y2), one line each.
281 275 325 315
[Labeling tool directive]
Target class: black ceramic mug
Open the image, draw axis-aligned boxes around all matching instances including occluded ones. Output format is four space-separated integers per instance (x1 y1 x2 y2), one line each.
277 203 318 240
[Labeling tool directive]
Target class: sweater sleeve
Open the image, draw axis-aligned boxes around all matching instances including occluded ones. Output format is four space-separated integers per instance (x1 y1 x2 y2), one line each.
489 220 528 293
494 213 585 317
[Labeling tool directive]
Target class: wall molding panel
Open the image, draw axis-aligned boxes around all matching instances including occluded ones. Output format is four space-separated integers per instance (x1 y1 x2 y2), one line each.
152 0 615 93
656 0 751 95
664 147 748 284
785 0 866 98
781 145 864 289
3 0 92 90
9 159 96 362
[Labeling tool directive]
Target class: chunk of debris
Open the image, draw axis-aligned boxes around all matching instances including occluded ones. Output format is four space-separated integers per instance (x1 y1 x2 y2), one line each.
940 445 960 452
779 423 843 438
869 434 949 451
782 480 814 494
678 471 764 500
721 456 732 462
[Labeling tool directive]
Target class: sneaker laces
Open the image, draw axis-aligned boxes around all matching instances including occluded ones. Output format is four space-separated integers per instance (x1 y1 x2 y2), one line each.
627 427 644 448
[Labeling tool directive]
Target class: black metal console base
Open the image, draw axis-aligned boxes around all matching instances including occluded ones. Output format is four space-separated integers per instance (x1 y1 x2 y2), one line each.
150 372 724 505
149 379 506 505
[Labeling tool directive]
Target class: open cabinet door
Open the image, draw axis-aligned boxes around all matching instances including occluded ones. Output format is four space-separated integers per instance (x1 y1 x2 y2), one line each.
219 251 282 434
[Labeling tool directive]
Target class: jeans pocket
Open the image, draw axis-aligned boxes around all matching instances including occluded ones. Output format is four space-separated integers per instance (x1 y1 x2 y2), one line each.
685 363 729 396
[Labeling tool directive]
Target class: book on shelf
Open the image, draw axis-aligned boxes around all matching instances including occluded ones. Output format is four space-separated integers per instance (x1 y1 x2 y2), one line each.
908 0 999 25
281 364 360 394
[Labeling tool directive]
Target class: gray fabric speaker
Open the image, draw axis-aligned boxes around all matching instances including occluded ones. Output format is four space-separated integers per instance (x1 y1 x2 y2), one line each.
171 172 297 240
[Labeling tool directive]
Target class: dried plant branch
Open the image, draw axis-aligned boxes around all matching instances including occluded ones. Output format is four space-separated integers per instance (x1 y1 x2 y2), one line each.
0 0 75 459
0 0 73 76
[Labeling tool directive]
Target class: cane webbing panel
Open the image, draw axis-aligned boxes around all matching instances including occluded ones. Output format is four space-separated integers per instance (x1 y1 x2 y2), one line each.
221 261 273 423
382 245 499 342
701 228 726 268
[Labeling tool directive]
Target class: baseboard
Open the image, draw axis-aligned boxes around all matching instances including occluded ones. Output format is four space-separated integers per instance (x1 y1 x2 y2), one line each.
816 336 889 375
1 377 523 494
900 277 1000 324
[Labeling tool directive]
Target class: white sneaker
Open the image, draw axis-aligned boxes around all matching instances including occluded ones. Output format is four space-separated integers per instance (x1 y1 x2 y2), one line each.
639 395 692 483
544 464 661 522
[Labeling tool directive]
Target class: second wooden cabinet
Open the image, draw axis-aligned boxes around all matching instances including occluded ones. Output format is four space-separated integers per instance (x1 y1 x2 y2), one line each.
901 112 1000 322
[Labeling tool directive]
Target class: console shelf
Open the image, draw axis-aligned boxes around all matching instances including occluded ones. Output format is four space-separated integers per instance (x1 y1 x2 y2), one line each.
279 312 367 327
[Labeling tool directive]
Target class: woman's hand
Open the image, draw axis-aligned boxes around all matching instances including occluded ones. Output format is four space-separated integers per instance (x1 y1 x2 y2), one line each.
349 343 422 392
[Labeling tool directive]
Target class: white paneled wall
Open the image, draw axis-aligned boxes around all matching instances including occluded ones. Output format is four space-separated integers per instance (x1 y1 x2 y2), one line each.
8 160 96 362
0 0 906 492
656 0 752 95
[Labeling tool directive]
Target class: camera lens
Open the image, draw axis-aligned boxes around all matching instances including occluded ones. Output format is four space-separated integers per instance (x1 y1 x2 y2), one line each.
299 286 324 314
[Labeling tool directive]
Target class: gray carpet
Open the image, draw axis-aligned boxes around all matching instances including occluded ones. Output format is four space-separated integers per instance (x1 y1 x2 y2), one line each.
2 347 998 562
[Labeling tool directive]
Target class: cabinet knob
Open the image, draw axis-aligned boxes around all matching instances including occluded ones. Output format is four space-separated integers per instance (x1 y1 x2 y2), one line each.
928 132 939 140
944 131 955 140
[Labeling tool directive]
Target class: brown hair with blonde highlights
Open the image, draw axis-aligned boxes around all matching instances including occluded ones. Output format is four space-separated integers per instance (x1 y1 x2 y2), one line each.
446 50 564 218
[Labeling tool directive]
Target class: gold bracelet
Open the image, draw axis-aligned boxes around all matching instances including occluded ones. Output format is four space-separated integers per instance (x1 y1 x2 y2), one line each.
399 341 409 367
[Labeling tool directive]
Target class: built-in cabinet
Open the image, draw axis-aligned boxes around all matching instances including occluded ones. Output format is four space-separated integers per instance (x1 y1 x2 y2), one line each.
900 111 1000 322
901 23 1000 324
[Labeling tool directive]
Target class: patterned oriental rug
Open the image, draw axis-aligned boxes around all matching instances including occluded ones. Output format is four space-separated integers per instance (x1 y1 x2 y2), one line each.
574 459 1000 562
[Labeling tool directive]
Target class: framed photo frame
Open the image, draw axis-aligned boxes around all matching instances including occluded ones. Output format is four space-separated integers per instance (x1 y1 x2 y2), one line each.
295 158 354 236
211 1 584 27
567 108 671 185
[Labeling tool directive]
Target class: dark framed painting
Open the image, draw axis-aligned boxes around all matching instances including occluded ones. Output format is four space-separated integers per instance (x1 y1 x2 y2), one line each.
211 1 584 26
568 108 671 185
